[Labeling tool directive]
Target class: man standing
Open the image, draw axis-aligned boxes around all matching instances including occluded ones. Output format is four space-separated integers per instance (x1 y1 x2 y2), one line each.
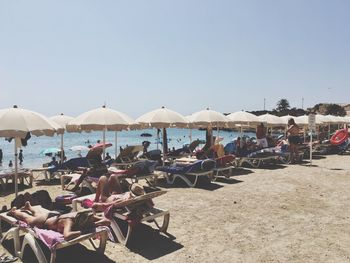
256 123 268 148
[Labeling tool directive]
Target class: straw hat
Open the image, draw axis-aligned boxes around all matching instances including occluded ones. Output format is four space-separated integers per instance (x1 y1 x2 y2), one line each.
130 183 145 196
214 136 224 144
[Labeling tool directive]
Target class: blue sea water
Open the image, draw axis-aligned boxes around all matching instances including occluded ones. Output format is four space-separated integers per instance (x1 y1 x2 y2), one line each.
0 128 254 169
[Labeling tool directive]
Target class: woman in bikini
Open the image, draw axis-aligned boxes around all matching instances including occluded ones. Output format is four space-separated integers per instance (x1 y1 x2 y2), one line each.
8 202 110 241
91 175 146 211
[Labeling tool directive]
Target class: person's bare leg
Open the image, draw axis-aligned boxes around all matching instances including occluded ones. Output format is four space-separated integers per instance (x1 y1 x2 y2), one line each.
8 207 41 227
71 169 88 192
290 144 295 163
108 174 123 194
95 175 109 202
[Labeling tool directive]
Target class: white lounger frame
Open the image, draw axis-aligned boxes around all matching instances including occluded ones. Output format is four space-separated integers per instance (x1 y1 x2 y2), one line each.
161 170 214 187
0 211 107 263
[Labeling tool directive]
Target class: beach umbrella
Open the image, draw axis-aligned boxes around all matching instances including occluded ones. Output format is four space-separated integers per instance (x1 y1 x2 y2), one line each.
136 106 188 164
50 113 74 163
227 110 261 135
0 105 58 196
69 145 90 152
190 108 228 146
227 111 260 126
39 147 61 156
258 113 284 127
279 115 296 124
67 106 134 159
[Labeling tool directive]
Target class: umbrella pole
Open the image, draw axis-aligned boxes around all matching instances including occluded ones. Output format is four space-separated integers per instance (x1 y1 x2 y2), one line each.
14 138 18 197
102 128 106 161
60 133 64 163
162 128 167 166
115 131 118 158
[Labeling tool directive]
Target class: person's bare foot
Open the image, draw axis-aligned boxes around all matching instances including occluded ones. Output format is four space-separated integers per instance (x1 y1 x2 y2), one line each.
7 207 17 216
24 201 31 210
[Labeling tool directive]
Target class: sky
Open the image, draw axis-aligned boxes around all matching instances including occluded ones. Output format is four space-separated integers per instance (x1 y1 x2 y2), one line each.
0 0 349 118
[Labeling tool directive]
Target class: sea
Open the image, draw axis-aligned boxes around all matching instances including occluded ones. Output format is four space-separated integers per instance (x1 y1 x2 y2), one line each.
0 128 255 169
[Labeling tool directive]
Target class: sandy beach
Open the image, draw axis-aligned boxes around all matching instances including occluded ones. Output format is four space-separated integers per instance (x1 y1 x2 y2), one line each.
1 154 350 263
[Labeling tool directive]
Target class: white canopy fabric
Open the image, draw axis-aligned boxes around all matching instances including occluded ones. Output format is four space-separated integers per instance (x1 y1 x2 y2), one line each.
279 115 296 125
67 106 134 132
136 106 188 164
135 106 188 129
0 106 59 138
67 106 135 159
69 145 90 152
258 113 284 126
50 114 74 131
190 108 228 128
0 106 58 196
227 111 260 126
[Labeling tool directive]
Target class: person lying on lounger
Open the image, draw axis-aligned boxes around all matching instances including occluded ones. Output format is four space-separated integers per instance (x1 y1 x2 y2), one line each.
91 175 147 211
8 201 110 241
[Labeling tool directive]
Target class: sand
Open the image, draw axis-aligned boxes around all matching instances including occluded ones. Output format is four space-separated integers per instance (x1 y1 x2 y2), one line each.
1 154 350 263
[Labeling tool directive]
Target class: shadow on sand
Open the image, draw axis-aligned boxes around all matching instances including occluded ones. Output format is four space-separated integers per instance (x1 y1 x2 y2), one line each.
156 177 223 191
2 238 116 263
126 224 183 260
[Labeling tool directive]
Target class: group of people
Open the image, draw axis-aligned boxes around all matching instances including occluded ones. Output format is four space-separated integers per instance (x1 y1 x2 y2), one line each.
233 118 301 163
0 148 24 167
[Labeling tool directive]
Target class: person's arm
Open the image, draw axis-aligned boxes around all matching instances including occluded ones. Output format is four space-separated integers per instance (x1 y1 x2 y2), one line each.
62 219 81 241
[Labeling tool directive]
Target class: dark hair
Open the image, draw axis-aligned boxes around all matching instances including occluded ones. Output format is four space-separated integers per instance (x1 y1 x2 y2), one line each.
288 118 295 125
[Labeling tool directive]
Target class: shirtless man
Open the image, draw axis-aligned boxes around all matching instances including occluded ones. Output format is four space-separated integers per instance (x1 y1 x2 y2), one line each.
8 202 110 241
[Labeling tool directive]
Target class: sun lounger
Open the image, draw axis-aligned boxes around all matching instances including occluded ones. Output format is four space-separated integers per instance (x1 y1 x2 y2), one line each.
72 191 170 245
112 145 144 169
60 173 98 193
212 155 236 180
0 170 33 192
109 160 159 187
156 159 216 187
0 207 108 263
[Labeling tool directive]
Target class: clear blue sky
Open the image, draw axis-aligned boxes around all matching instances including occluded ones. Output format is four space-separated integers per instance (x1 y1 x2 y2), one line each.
1 0 349 118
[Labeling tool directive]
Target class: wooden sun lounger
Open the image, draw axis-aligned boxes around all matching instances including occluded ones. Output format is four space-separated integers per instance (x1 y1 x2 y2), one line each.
72 191 170 245
0 208 108 263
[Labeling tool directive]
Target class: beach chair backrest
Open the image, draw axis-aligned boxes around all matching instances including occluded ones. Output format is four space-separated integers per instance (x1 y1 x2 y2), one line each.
201 159 216 171
216 155 235 167
188 140 201 152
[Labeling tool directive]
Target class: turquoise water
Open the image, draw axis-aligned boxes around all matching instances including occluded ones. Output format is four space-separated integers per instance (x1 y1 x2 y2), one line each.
0 128 255 169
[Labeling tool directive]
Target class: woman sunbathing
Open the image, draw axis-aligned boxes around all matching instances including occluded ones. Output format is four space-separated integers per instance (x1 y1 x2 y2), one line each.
8 201 110 241
91 175 146 212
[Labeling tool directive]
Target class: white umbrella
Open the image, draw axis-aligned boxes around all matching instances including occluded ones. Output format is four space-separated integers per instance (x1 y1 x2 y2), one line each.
67 106 134 159
50 113 74 162
258 113 284 126
227 111 260 126
190 108 228 145
0 105 58 196
190 108 228 127
69 145 90 152
280 115 296 125
136 106 188 163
